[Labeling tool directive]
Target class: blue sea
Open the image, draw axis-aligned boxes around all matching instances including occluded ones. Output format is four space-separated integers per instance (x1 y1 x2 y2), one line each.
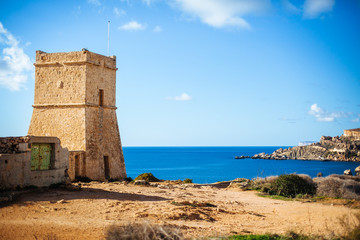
123 147 360 184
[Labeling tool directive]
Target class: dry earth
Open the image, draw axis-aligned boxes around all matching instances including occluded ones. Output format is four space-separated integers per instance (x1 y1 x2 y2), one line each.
0 181 359 239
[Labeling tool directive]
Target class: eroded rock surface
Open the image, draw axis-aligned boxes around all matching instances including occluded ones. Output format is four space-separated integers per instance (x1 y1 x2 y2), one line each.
252 135 360 162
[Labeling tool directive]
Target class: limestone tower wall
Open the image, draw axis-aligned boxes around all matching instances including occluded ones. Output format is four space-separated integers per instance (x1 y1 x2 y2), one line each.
28 50 126 181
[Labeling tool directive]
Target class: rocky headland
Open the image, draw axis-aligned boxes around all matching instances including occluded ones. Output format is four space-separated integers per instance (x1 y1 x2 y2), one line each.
237 129 360 162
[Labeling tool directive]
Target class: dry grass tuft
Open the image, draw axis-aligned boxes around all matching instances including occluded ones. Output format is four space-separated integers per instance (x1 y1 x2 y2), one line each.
339 213 360 240
105 222 184 240
314 175 360 200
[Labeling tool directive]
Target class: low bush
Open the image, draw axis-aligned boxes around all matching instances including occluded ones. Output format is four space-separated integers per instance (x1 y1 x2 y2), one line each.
134 173 160 182
227 232 308 240
183 178 192 184
248 176 278 191
105 222 183 240
314 175 360 200
266 174 316 198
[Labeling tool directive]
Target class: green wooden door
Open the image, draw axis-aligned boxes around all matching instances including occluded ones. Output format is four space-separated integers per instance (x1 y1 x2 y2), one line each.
31 143 51 170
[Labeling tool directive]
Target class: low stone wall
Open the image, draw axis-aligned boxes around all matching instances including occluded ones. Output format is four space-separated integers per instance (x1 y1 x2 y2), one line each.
0 136 69 190
0 136 31 154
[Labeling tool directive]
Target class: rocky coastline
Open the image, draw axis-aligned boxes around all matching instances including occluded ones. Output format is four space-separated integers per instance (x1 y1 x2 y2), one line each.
236 133 360 162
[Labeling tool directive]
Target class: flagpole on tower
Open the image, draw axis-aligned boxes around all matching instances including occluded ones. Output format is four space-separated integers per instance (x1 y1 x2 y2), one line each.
107 20 110 56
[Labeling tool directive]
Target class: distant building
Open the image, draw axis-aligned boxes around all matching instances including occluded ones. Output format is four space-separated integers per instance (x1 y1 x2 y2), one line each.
28 50 126 181
298 141 316 146
344 128 360 140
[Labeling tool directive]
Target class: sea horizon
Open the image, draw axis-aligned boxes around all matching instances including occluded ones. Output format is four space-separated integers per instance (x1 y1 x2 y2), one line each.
123 146 359 184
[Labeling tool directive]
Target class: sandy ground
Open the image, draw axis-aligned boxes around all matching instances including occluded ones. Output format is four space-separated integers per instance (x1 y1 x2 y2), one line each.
0 181 359 239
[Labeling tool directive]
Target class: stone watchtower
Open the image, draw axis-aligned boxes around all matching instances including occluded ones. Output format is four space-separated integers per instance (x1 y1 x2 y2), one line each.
28 50 126 181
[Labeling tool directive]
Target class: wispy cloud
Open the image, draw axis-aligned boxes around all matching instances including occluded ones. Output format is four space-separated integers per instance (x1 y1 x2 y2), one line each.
279 117 302 124
142 0 153 6
114 7 126 17
308 104 346 122
167 93 192 101
118 21 146 31
87 0 101 6
282 0 301 14
303 0 335 19
153 26 162 32
0 22 32 91
351 114 360 123
173 0 271 29
73 6 82 16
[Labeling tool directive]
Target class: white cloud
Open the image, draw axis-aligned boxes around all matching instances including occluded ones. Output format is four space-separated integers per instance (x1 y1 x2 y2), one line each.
303 0 335 19
0 22 32 91
173 0 271 29
114 7 126 17
118 21 146 31
352 114 360 122
167 93 192 101
87 0 101 6
153 26 163 32
308 104 345 122
282 0 301 14
143 0 152 6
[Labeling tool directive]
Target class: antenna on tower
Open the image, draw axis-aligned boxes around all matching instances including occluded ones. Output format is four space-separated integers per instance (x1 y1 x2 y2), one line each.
107 20 110 56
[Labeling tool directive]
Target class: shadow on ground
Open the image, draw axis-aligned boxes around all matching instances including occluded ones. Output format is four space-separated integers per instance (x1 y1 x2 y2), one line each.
0 187 171 207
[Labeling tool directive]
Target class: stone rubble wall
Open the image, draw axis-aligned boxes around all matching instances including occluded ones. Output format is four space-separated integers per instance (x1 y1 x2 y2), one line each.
0 136 31 154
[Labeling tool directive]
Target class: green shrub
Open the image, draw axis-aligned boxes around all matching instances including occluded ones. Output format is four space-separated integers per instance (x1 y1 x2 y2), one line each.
134 173 160 182
266 174 316 198
183 178 193 184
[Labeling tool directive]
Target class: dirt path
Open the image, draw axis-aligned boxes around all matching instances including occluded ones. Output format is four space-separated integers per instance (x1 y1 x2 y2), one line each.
0 182 359 239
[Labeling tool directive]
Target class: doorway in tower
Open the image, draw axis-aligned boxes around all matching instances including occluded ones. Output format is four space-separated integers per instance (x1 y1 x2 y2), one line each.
104 156 110 179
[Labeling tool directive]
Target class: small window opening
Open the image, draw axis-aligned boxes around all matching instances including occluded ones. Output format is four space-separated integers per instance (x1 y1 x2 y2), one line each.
99 89 104 107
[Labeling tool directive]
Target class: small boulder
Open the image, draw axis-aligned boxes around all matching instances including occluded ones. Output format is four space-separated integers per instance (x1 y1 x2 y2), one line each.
134 180 148 185
344 169 353 176
355 166 360 176
317 172 323 177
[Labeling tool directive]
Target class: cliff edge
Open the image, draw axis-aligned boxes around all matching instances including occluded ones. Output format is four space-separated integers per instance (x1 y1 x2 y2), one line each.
252 129 360 162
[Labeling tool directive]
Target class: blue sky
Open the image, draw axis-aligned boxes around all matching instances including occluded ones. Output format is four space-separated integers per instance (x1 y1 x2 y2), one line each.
0 0 359 146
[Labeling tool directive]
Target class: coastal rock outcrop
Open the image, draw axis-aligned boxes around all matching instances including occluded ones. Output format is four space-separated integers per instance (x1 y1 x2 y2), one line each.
251 132 360 162
355 166 360 175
